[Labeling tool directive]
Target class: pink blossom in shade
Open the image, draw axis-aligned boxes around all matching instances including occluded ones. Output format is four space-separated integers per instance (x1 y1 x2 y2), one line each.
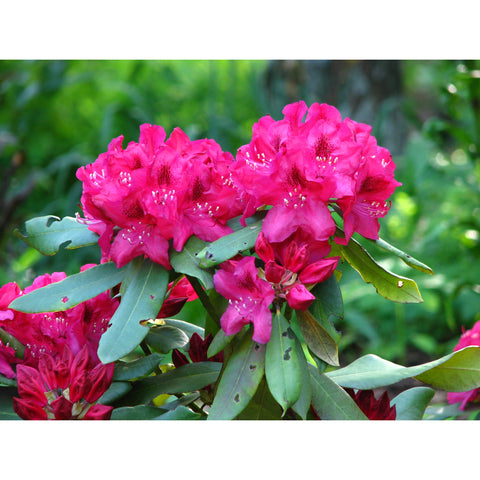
447 321 480 410
255 231 339 311
213 256 275 344
13 345 114 420
0 266 119 375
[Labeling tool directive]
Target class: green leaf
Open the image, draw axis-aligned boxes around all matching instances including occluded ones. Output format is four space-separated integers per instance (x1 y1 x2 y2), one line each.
169 236 214 290
97 381 133 405
196 219 263 268
308 275 343 342
391 387 435 420
121 362 222 405
9 262 126 313
265 311 302 414
111 405 168 420
0 374 17 387
334 236 423 303
371 237 434 275
14 215 99 255
155 405 203 420
113 353 164 381
145 326 189 354
236 378 283 420
163 318 205 339
207 328 233 358
326 346 480 391
0 328 25 359
98 258 169 364
208 331 266 420
296 310 339 366
309 365 368 420
0 387 21 420
291 338 312 420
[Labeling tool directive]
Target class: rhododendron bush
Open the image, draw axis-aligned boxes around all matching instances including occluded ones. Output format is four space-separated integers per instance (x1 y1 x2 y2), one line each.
2 100 480 420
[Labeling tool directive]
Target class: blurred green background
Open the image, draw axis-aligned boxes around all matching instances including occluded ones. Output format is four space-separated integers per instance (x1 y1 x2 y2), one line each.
1 59 479 366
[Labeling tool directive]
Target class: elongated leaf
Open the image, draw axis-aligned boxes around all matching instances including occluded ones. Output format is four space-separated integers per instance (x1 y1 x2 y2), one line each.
196 220 263 268
145 326 189 354
326 346 480 391
98 258 169 363
291 338 312 420
309 365 368 420
309 275 343 342
265 311 302 413
334 237 423 303
121 362 222 405
0 328 25 359
207 327 243 358
0 387 20 420
113 353 163 381
236 378 283 420
0 374 17 387
155 405 203 420
296 310 339 366
9 262 126 313
14 215 99 255
163 318 205 339
371 237 434 275
208 331 266 420
169 236 214 290
97 382 133 405
391 387 435 420
111 405 168 420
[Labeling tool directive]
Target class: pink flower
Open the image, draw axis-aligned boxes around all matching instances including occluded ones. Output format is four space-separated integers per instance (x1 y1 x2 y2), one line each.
255 231 339 311
157 277 198 319
13 345 114 420
76 124 244 269
231 101 400 246
0 266 119 378
447 321 480 410
213 257 275 344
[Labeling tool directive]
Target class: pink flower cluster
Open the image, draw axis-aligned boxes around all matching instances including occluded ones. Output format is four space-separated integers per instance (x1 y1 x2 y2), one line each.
0 265 119 420
76 125 244 269
76 101 400 343
447 321 480 410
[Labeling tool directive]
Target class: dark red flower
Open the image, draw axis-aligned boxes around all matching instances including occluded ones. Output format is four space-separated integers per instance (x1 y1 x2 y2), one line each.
13 345 114 420
345 388 396 420
172 333 224 367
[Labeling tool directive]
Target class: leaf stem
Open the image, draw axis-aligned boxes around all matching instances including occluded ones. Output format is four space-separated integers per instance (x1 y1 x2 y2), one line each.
187 275 221 328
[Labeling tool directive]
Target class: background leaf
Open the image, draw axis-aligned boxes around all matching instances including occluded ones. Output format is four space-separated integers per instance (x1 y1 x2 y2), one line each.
98 258 169 363
9 262 126 312
14 215 99 255
145 326 189 354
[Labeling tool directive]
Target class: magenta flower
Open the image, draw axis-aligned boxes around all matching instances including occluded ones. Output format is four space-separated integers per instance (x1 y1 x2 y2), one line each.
213 256 275 344
13 345 114 420
231 101 400 246
255 231 339 311
447 321 480 410
0 265 119 378
76 124 244 269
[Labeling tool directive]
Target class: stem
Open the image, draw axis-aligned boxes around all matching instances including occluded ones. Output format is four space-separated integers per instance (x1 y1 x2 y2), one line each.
187 275 221 328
